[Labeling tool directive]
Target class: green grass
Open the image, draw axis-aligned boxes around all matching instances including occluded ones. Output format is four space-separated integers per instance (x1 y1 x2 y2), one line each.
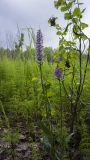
0 55 90 160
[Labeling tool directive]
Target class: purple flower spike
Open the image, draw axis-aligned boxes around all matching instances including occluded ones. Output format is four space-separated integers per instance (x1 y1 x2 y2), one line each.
54 67 62 80
36 29 43 62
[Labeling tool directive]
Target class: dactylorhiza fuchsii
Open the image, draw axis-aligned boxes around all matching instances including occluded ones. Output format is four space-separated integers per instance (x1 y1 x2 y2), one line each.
36 29 43 63
54 66 62 80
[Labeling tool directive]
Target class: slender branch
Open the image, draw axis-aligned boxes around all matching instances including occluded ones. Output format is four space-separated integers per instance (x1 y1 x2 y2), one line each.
80 39 90 96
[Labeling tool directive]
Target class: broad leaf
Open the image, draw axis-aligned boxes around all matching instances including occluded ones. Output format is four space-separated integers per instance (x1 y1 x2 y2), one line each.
80 22 88 30
73 7 81 17
64 13 72 20
61 2 73 12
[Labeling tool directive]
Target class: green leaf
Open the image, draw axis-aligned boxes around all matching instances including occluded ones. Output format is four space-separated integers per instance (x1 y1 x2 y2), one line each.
47 91 54 97
64 13 71 20
61 2 73 12
54 0 65 8
73 25 80 34
80 22 88 29
73 7 81 17
72 18 78 23
57 31 62 35
32 77 38 82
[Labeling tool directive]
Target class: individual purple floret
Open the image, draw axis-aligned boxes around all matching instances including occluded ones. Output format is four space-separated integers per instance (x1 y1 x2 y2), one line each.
54 67 62 80
36 29 43 62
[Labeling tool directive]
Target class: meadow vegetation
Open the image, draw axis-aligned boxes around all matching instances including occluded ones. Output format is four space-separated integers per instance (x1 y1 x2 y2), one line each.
0 0 90 160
